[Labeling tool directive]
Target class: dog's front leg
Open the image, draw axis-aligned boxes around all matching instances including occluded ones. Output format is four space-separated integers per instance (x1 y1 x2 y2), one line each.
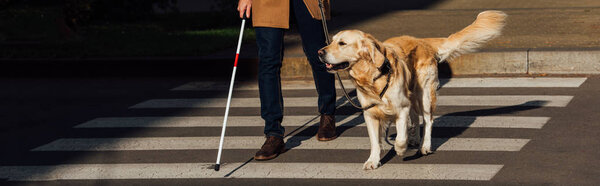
394 107 410 156
363 112 382 170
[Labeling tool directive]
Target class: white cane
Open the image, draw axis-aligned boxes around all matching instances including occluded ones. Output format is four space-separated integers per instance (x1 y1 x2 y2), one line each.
214 15 247 171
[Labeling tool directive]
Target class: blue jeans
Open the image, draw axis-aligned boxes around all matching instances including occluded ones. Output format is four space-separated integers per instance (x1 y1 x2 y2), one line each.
256 0 336 137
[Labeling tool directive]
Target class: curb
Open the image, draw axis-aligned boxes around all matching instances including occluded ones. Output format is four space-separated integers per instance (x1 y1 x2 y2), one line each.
528 49 600 74
280 48 600 79
1 49 597 78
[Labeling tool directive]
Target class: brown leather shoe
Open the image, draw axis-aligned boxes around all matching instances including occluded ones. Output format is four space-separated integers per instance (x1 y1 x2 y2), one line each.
317 114 337 141
254 136 285 160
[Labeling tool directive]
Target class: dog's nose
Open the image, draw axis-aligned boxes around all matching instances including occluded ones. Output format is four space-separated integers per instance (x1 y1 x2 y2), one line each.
318 49 326 56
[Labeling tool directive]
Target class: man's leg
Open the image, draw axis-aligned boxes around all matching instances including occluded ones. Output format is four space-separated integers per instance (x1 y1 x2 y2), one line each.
254 27 286 160
292 0 337 141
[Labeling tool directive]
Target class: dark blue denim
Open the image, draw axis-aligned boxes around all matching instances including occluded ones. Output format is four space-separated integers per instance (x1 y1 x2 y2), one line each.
256 0 336 137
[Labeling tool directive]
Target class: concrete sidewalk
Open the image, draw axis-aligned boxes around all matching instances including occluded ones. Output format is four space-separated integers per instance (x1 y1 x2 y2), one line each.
210 0 600 78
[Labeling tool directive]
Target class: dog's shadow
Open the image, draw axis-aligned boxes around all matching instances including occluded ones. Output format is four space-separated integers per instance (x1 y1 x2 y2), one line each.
381 100 548 165
283 88 547 166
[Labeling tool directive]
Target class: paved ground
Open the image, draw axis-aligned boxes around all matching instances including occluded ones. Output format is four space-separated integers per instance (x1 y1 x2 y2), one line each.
0 75 599 185
212 0 600 60
198 0 600 78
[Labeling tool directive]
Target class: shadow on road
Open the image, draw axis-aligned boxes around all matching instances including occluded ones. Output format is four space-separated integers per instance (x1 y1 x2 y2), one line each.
280 91 547 167
383 100 548 165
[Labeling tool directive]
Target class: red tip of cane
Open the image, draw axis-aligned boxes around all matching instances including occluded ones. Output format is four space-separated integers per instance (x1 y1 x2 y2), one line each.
234 53 240 67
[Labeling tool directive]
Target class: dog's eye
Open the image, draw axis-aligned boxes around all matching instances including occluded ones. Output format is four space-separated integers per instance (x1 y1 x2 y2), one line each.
338 41 346 46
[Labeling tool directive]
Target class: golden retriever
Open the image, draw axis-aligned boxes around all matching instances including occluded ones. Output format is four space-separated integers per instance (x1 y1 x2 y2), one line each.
318 10 507 170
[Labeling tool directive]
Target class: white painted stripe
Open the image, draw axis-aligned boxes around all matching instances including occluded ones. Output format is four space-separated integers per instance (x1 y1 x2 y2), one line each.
171 80 353 91
75 115 324 128
436 95 572 107
31 137 529 152
129 95 573 108
0 163 503 181
434 138 529 151
76 115 549 129
432 116 549 129
440 77 587 88
171 77 587 90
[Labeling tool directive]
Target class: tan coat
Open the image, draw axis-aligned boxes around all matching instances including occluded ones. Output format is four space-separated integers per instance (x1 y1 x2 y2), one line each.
252 0 330 29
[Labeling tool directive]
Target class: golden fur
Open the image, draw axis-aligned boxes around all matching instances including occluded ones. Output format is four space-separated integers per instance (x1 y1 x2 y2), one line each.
318 10 507 170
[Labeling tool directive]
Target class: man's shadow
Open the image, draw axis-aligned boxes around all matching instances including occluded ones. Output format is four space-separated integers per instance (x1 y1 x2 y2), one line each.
284 89 364 148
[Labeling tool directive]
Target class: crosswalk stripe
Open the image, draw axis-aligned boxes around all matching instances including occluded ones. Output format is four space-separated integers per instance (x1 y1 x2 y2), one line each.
440 77 587 88
75 115 549 129
171 77 587 91
0 163 503 181
129 95 573 108
31 137 529 152
6 77 583 183
436 95 572 107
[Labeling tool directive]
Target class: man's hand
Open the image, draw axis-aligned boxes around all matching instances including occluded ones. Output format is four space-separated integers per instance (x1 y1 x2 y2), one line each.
237 0 252 19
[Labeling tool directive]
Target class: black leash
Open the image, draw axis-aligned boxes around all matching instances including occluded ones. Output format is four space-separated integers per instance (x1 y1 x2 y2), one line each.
317 0 391 111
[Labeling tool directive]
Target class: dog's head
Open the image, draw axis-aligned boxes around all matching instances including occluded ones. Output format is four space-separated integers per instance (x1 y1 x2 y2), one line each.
318 30 382 73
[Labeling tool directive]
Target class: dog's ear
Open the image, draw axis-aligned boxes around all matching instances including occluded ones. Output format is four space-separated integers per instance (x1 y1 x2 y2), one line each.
360 33 384 63
358 39 373 61
365 34 383 53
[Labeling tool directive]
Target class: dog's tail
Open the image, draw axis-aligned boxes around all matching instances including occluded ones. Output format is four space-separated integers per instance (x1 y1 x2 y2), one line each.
436 10 507 62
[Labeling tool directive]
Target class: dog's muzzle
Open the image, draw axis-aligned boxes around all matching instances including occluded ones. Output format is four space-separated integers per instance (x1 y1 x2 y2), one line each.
325 62 350 70
318 49 350 71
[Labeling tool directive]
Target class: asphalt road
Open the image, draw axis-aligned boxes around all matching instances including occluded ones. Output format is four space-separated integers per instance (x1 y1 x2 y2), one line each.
0 76 599 185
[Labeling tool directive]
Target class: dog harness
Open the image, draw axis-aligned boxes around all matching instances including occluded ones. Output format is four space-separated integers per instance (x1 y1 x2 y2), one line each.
361 57 393 110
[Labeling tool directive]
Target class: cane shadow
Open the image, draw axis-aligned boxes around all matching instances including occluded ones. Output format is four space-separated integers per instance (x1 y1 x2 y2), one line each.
379 100 548 165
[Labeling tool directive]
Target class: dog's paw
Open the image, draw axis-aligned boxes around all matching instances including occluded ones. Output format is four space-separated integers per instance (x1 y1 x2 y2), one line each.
420 143 433 155
394 141 407 156
363 159 381 170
